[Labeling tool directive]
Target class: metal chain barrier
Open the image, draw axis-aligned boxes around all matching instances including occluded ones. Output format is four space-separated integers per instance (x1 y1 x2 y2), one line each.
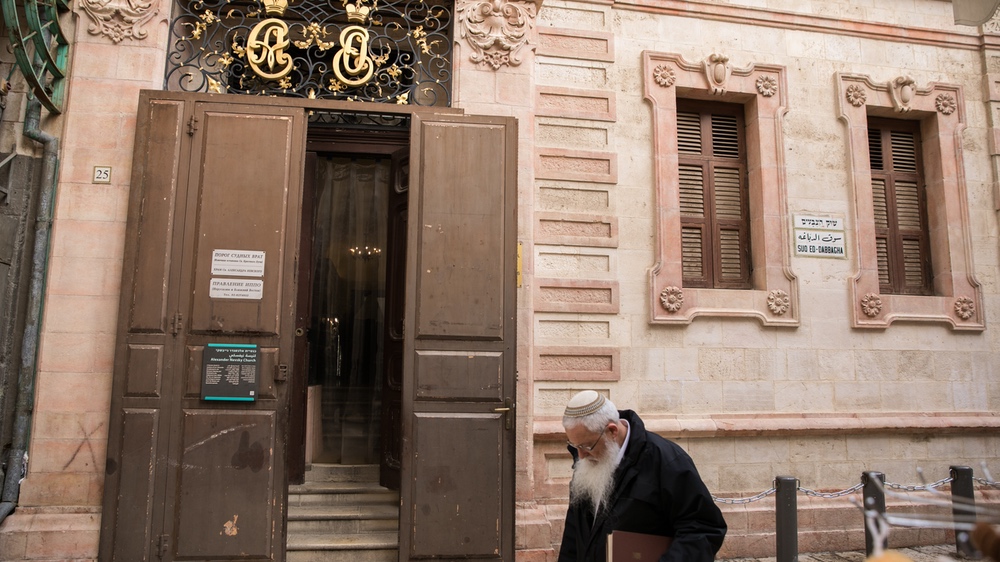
884 476 953 491
797 482 864 498
974 476 1000 489
712 487 776 505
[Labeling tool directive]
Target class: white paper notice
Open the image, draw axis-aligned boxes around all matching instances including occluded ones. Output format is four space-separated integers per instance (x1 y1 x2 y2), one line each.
210 278 264 300
211 249 266 277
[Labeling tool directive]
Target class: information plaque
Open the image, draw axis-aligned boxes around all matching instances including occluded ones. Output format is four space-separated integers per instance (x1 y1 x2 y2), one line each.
202 343 259 401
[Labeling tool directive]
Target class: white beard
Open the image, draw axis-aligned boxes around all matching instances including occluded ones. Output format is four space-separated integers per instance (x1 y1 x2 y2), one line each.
569 438 622 514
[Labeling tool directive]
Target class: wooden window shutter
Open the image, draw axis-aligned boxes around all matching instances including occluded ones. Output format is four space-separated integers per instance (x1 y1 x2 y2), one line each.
677 101 750 289
868 119 931 295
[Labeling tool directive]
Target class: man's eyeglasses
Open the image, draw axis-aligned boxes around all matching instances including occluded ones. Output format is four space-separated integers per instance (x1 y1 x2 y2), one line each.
567 425 607 453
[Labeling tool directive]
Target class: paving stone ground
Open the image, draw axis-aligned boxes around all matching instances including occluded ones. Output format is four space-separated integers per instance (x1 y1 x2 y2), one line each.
720 544 965 562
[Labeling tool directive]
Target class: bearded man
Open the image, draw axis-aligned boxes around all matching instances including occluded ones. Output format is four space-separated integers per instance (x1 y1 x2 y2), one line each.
557 391 726 562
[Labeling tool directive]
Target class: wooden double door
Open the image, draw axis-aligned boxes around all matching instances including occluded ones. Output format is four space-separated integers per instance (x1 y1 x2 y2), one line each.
99 91 517 562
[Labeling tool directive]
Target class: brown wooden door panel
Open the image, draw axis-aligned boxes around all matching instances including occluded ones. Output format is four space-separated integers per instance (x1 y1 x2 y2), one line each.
109 408 160 562
401 112 517 562
174 410 277 558
412 120 508 341
103 93 306 562
102 94 191 562
413 350 503 400
408 413 504 557
187 107 303 335
124 344 164 397
128 99 186 333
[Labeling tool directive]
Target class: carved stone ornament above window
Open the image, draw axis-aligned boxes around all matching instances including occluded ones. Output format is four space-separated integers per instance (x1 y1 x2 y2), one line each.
889 76 915 113
456 0 537 70
837 73 984 330
80 0 159 43
756 75 778 97
643 51 799 326
846 84 867 107
703 53 731 94
653 65 676 88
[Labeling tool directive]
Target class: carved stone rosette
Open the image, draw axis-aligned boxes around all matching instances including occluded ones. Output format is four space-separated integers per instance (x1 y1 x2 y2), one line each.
653 65 675 88
659 286 684 313
954 296 975 321
766 289 790 315
80 0 160 43
755 75 777 97
935 94 957 115
846 84 867 107
456 0 536 69
861 293 882 317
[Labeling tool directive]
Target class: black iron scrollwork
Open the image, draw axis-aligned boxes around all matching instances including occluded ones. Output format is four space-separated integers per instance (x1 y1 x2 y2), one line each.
165 0 452 106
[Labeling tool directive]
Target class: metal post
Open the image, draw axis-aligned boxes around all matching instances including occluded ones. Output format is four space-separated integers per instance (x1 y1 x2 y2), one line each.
862 471 887 557
775 476 798 562
950 466 978 558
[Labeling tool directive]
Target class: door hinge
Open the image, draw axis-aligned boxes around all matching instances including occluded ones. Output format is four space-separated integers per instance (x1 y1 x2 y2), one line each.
187 115 198 136
156 534 170 559
170 312 183 336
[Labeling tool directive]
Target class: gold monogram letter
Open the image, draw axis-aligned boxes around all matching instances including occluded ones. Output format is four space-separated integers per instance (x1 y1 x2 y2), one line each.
333 25 375 86
247 19 294 80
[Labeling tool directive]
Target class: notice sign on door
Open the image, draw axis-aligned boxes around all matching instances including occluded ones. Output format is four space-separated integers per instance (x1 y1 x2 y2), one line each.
210 249 265 300
210 278 264 299
202 343 259 401
211 249 266 277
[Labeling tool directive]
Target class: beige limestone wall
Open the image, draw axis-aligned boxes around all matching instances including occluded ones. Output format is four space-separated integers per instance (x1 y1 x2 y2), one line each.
522 0 1000 559
0 0 171 559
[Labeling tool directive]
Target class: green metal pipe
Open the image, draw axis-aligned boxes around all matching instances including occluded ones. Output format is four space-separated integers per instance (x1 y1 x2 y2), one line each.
0 95 59 524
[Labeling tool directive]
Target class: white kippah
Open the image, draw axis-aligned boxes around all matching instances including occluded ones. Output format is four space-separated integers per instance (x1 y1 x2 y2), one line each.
564 390 606 418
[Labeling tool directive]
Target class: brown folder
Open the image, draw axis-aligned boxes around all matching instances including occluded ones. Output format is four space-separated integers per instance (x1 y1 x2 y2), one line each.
606 530 673 562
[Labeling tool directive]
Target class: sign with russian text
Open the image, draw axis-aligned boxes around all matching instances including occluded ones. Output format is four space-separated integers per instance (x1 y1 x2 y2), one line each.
211 249 266 277
209 278 264 300
202 343 259 401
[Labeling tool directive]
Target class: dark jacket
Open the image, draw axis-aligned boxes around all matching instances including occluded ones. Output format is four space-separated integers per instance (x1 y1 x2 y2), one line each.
557 410 727 562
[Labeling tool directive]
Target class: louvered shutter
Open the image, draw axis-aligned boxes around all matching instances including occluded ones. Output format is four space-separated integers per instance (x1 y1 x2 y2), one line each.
678 110 709 286
868 120 931 295
676 101 750 289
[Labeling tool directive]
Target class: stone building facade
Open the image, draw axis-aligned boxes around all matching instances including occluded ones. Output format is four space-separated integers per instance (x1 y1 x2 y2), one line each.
0 0 998 560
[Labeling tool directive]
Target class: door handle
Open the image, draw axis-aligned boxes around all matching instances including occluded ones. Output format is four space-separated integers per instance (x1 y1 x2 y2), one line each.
494 398 514 430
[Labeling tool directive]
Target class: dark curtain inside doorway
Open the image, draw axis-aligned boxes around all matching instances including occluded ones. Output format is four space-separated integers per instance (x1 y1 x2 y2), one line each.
309 156 389 464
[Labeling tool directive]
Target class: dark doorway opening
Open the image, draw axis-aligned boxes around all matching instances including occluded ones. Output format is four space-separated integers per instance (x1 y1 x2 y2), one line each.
291 119 408 490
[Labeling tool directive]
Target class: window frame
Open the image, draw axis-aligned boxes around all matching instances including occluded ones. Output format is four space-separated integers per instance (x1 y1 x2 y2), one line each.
837 73 984 329
643 51 798 326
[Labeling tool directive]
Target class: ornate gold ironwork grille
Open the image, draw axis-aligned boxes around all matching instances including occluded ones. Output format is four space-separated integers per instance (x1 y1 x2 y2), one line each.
165 0 452 105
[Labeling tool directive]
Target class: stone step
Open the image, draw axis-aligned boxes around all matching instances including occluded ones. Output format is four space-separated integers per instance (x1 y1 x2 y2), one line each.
289 482 399 506
287 464 399 560
287 531 398 562
304 464 380 483
287 548 397 562
287 504 399 534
